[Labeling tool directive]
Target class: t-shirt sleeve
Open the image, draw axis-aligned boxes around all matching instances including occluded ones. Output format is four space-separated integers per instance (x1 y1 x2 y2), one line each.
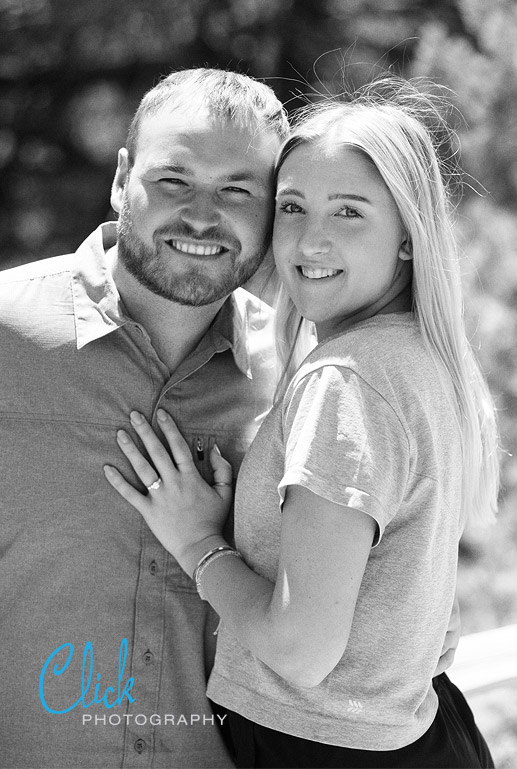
279 365 410 545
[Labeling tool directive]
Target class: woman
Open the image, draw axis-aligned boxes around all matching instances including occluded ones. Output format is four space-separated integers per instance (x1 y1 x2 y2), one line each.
104 77 499 767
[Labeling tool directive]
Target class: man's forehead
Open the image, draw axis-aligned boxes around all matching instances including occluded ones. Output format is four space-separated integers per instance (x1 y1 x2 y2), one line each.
142 103 215 133
135 106 281 168
139 105 281 150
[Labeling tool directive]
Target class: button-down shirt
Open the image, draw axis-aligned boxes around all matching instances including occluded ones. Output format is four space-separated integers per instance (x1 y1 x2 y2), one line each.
0 224 276 769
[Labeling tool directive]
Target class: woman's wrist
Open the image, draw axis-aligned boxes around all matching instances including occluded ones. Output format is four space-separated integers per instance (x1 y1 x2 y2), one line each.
194 545 243 600
180 534 229 579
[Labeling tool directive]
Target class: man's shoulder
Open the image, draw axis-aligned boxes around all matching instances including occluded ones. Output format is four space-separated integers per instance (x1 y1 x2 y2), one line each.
0 253 76 287
0 253 78 332
232 287 274 318
220 288 276 383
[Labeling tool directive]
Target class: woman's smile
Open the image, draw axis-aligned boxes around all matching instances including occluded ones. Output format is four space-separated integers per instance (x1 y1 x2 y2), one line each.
297 266 343 279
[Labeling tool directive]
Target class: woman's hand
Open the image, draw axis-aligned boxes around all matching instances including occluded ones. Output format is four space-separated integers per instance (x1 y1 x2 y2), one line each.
103 409 233 575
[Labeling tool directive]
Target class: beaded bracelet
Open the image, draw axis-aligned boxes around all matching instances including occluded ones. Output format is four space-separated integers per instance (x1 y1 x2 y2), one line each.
194 546 243 601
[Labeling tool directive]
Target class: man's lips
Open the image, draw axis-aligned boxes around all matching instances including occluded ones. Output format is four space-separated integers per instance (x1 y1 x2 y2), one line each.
166 238 228 257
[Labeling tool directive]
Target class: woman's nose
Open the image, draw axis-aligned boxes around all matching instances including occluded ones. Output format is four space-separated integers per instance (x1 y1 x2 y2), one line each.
298 219 331 257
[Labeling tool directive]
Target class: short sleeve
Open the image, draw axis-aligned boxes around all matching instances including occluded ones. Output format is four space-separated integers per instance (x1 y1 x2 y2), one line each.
279 365 410 545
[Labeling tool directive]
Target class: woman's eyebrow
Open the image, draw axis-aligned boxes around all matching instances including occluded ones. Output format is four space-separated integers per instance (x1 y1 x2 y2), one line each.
276 187 371 204
329 193 371 203
276 186 303 197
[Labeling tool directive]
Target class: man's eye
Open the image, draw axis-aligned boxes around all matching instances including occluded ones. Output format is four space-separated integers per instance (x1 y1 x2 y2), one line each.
160 178 186 185
223 186 250 194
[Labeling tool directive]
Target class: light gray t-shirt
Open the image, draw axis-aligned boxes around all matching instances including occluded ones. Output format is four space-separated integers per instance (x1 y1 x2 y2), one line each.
207 314 464 751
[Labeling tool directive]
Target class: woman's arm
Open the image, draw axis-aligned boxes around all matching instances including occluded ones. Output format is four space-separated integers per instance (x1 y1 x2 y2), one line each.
202 484 376 687
104 409 375 687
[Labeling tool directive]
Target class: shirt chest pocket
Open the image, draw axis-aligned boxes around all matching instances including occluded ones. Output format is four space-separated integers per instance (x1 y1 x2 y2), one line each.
188 433 216 483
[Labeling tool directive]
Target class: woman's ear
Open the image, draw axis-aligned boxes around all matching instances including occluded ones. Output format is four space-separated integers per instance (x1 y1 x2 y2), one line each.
398 236 413 261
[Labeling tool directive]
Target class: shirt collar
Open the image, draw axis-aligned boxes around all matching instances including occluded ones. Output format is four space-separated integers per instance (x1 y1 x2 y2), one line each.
71 223 274 379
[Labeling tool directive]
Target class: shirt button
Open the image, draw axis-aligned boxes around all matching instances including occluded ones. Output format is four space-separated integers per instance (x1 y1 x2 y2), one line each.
143 649 154 665
149 560 157 575
134 738 146 753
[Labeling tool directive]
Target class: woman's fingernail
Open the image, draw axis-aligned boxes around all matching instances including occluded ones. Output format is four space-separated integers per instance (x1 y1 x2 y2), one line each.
117 429 130 443
104 465 116 479
130 411 144 424
157 409 167 422
213 443 221 455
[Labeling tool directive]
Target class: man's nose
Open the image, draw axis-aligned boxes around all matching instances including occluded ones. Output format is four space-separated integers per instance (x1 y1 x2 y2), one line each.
178 192 221 231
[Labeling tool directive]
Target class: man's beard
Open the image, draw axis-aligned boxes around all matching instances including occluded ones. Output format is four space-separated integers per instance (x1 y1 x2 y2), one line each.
116 196 269 307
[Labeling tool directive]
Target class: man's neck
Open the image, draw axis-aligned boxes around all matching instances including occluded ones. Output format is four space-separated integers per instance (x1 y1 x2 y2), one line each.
108 247 227 374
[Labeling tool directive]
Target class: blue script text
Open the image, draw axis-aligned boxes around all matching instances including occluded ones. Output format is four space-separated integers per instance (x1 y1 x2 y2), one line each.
39 638 135 714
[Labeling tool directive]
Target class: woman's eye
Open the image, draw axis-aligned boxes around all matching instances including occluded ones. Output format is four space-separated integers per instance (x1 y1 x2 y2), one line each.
278 201 303 214
160 178 186 186
337 206 361 219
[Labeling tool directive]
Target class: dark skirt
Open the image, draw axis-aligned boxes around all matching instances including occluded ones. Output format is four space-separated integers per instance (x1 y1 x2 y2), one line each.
214 673 494 768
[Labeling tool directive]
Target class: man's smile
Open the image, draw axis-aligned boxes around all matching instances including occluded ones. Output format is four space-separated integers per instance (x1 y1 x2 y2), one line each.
166 239 228 257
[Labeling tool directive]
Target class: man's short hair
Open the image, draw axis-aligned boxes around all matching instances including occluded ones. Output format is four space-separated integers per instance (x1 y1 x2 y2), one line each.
126 68 289 165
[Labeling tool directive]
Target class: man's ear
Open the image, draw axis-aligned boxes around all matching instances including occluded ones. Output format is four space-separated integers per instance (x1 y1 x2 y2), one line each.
110 148 129 214
398 236 413 261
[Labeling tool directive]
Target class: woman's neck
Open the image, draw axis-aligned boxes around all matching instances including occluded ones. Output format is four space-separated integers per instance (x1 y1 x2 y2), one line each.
316 268 413 343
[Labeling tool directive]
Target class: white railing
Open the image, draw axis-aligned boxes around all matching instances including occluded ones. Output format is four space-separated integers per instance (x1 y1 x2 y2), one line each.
447 623 517 694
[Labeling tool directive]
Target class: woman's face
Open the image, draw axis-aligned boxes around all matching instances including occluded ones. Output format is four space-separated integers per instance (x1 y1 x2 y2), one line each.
273 143 413 340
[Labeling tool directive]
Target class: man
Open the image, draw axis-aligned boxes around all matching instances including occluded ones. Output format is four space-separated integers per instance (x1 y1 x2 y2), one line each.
0 68 288 768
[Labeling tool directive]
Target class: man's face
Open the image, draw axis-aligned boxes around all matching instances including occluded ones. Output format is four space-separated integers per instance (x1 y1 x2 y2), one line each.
111 107 281 306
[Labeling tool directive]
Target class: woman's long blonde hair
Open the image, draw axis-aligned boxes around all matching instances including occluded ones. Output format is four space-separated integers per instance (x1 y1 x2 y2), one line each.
274 77 499 525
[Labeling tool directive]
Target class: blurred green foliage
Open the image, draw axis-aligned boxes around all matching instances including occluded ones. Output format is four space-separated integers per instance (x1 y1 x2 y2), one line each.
1 1 517 763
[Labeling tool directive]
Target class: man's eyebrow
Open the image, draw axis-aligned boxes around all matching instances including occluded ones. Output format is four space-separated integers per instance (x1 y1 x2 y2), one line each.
276 187 371 204
218 172 271 193
149 165 269 191
151 164 193 175
223 172 266 185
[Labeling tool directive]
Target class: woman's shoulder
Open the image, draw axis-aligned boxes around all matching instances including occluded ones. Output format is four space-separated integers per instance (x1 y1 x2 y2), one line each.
283 313 453 418
298 313 425 379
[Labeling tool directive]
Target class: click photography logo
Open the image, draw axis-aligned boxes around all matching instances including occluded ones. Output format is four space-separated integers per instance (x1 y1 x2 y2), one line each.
38 638 226 728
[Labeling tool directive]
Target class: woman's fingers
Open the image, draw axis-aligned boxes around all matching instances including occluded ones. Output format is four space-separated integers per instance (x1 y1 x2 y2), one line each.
116 428 161 489
129 411 177 479
113 410 233 510
105 411 233 567
211 445 233 484
104 464 149 515
157 409 196 470
210 445 234 504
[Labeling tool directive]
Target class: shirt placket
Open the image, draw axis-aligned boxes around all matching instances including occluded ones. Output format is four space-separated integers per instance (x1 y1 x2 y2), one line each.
121 525 168 767
121 334 225 768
